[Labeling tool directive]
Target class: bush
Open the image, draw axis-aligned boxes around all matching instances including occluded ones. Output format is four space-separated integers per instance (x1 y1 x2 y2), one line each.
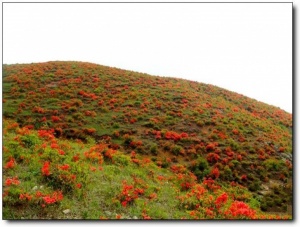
189 156 210 181
150 144 158 155
21 134 40 148
113 154 130 166
248 180 261 192
163 141 173 151
221 165 233 181
263 159 284 171
172 145 183 156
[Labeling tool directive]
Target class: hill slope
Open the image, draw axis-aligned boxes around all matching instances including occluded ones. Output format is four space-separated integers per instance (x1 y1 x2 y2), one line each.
2 61 293 219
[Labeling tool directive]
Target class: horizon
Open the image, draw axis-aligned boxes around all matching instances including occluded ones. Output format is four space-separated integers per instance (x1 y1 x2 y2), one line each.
3 3 292 113
2 59 293 114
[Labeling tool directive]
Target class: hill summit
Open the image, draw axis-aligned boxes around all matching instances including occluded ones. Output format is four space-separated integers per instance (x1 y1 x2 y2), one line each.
2 61 292 219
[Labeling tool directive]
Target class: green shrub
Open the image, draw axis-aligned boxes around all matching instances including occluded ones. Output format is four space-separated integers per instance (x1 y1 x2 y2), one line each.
150 144 158 155
263 159 284 171
113 154 130 166
248 180 261 192
21 134 40 148
221 165 233 181
172 145 183 156
189 156 210 180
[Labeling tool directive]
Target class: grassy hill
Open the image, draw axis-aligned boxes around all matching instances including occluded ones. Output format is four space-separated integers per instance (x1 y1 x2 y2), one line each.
2 61 293 219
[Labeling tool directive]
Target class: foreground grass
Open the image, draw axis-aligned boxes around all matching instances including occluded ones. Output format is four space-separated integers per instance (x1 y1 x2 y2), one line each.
2 119 291 220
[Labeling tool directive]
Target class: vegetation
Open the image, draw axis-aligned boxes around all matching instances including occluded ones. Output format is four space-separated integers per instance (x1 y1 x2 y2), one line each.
2 61 292 219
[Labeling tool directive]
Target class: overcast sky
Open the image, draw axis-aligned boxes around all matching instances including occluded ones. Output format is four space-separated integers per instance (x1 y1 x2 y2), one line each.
3 2 292 113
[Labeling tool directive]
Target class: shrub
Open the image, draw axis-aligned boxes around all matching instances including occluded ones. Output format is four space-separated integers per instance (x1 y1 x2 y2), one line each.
172 145 183 156
150 144 158 155
248 180 261 192
21 134 40 148
221 165 233 181
263 159 284 171
189 156 210 181
113 154 130 166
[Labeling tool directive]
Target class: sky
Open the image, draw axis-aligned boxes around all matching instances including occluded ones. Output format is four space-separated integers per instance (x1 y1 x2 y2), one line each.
2 2 292 113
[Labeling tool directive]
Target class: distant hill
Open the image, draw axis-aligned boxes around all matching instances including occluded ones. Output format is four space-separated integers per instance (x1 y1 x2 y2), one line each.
2 61 292 219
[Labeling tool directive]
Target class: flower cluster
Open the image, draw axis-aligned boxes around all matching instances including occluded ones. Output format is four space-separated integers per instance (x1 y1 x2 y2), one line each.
42 191 63 205
118 180 145 207
41 161 51 176
4 157 15 169
5 177 20 186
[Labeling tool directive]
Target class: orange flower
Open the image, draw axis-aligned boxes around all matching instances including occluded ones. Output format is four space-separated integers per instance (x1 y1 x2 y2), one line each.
5 177 20 186
59 164 70 171
4 157 15 169
41 161 51 176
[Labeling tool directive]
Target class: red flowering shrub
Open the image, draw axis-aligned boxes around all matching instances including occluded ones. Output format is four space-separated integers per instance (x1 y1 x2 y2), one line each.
19 193 33 201
4 157 16 169
211 167 220 179
5 177 20 186
117 181 145 207
42 191 63 205
214 192 228 208
206 143 215 151
38 129 55 140
41 161 51 176
59 164 70 171
224 201 256 219
165 131 188 141
51 116 61 122
206 153 220 163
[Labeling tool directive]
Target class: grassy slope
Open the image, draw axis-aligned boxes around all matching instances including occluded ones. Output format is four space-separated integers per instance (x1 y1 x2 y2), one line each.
2 61 292 219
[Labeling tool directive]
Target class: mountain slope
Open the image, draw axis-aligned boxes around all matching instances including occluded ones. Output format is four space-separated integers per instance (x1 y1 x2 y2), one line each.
2 61 293 219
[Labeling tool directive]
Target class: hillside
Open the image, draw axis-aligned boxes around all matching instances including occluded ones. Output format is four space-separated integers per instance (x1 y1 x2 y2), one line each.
2 61 293 219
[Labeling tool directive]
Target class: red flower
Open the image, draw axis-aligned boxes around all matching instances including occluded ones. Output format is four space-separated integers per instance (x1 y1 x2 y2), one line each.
43 196 56 204
206 208 214 217
237 154 242 161
5 177 20 186
42 161 51 176
19 193 32 201
72 154 80 162
232 129 239 135
90 166 97 172
206 143 215 151
51 142 59 149
211 167 220 179
59 164 70 171
241 174 247 181
226 201 256 219
51 116 61 122
4 157 15 169
35 191 43 198
180 132 188 138
40 117 47 122
215 192 228 208
42 191 63 204
279 147 285 152
148 193 157 200
130 151 136 158
134 188 145 196
132 158 140 164
38 129 55 140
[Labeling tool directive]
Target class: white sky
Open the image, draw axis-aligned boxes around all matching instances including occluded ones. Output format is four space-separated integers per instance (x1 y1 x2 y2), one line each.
2 2 292 113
